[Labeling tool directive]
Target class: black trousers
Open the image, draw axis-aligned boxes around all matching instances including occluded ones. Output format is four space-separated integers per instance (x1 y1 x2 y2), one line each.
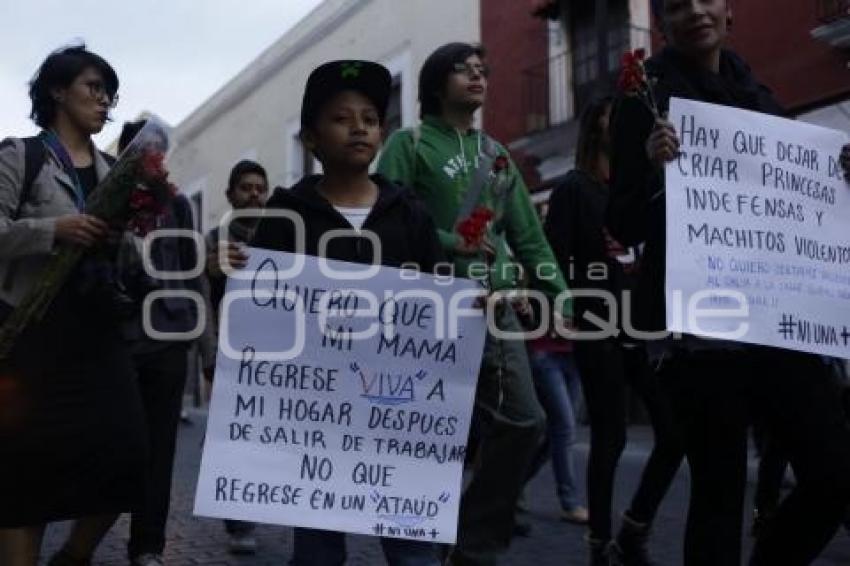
662 347 850 566
575 339 684 541
127 343 189 558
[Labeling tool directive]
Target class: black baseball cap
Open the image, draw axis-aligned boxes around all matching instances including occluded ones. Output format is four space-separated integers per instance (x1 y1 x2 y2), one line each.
300 60 392 128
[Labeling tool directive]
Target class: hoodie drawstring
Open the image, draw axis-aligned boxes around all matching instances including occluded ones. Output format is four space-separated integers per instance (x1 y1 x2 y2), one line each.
456 129 484 172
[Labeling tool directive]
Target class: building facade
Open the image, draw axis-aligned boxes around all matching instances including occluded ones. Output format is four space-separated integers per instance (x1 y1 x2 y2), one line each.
168 0 850 229
167 0 480 233
484 0 654 211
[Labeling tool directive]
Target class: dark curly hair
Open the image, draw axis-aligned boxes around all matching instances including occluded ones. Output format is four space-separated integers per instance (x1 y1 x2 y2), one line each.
29 44 118 129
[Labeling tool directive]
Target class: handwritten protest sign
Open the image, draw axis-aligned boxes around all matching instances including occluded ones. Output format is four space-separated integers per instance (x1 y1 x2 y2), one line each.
665 97 850 358
194 249 486 543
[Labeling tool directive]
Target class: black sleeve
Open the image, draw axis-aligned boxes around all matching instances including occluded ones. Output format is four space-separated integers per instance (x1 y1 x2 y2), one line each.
606 95 658 247
250 188 294 252
544 181 579 278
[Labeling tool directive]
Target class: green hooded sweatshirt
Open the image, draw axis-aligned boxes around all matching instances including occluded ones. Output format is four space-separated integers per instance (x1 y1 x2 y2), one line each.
377 115 572 317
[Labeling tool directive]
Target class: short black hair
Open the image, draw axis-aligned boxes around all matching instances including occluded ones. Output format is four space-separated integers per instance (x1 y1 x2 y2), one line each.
419 42 486 119
118 120 144 153
227 160 267 193
29 44 119 129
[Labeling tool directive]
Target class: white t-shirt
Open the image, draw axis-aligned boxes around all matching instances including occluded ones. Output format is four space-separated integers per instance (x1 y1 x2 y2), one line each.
334 206 372 231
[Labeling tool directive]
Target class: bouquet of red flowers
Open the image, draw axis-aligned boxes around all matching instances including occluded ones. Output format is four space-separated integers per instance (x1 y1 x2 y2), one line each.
618 48 659 118
0 121 177 357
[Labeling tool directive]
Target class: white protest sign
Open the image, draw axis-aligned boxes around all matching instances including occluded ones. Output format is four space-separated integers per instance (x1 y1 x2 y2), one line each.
665 97 850 358
194 248 486 543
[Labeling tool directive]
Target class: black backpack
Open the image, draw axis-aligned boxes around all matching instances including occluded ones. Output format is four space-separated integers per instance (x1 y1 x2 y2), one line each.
14 136 47 220
0 137 46 312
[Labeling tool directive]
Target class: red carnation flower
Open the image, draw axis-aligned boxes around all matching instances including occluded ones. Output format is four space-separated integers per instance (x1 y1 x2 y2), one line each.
617 48 658 117
457 206 494 247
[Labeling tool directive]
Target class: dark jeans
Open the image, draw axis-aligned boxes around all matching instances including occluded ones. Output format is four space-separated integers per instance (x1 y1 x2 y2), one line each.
291 528 441 565
575 339 684 541
451 306 547 566
661 348 850 566
127 343 189 559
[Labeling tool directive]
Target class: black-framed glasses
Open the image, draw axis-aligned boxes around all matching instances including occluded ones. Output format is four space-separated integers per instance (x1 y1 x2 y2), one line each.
84 80 119 108
452 62 490 78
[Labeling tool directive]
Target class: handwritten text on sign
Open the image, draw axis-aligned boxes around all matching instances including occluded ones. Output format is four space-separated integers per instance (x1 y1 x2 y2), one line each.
194 249 486 543
665 97 850 358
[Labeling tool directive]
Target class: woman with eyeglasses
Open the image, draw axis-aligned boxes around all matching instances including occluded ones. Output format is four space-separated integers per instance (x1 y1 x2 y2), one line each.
0 45 146 566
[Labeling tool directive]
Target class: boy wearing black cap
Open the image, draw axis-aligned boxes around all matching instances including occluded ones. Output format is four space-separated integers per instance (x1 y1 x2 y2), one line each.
250 60 443 566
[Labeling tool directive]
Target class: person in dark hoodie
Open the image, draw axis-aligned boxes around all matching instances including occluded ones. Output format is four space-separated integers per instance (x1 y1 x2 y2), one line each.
607 1 850 565
546 96 684 566
250 60 443 566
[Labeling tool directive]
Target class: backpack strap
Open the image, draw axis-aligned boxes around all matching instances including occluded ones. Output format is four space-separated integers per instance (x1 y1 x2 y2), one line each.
2 137 46 294
411 124 421 153
15 137 47 220
453 134 501 225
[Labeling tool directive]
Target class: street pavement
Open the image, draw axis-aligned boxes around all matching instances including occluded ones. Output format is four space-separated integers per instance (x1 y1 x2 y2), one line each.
41 409 850 565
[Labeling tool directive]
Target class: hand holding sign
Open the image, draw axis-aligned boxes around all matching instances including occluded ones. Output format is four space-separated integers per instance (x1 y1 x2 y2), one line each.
195 249 487 543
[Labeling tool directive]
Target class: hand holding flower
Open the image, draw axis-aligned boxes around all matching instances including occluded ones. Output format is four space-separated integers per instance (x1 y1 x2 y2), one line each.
646 117 680 167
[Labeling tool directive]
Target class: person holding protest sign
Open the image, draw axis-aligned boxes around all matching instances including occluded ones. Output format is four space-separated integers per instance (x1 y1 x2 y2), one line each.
249 59 444 565
546 96 684 565
0 45 147 566
199 159 270 555
378 42 572 566
607 1 850 564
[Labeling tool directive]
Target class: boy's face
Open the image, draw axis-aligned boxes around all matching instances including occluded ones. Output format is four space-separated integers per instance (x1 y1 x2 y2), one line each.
227 172 269 210
441 54 488 113
304 90 382 171
661 0 730 56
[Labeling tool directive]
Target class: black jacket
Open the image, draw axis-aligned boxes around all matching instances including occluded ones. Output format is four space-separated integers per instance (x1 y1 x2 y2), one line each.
251 174 444 273
606 47 783 332
546 170 637 329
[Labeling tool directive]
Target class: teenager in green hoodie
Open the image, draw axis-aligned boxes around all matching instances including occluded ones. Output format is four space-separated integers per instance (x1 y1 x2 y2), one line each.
378 42 572 566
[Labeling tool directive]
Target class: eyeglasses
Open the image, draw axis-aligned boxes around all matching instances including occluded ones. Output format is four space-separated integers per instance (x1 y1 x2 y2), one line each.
452 62 490 78
83 80 119 108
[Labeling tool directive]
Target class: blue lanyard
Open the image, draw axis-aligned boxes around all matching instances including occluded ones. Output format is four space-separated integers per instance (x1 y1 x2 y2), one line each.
39 130 87 212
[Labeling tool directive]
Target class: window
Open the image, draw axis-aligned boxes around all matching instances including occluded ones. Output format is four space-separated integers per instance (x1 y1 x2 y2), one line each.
183 176 207 233
285 121 305 186
570 0 629 113
190 192 203 232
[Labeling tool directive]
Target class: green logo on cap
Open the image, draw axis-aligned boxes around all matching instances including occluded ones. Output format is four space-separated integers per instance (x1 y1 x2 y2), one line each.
341 62 362 79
